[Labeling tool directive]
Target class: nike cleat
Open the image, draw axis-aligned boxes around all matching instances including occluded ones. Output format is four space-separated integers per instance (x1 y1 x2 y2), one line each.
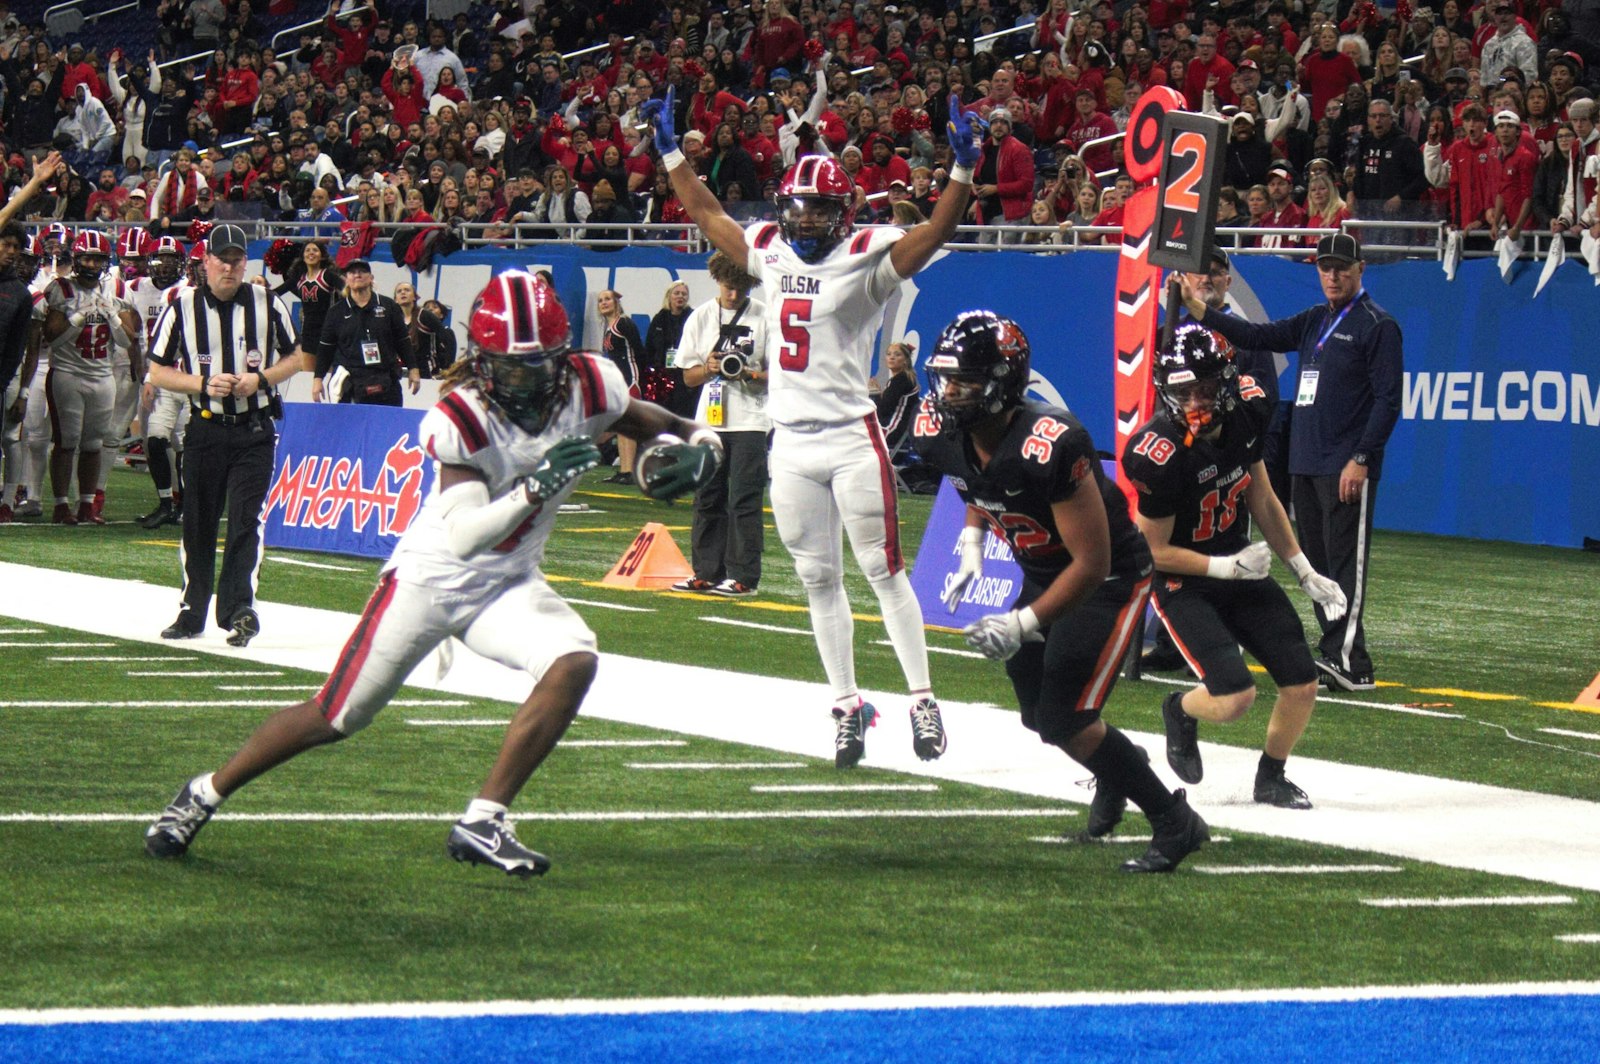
909 696 947 760
832 701 878 770
446 814 551 877
145 778 218 858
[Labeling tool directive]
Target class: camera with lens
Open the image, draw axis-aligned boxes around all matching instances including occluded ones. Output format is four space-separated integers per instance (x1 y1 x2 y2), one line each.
717 350 748 380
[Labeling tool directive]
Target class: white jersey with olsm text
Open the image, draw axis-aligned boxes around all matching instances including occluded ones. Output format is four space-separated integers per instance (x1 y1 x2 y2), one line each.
100 275 134 366
388 353 630 592
44 277 129 380
125 276 179 354
744 221 905 427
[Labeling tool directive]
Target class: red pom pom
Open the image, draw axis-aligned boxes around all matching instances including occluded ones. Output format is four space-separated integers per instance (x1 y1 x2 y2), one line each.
263 238 297 275
912 110 931 131
802 37 824 62
892 106 913 133
1397 0 1413 20
684 59 705 81
548 114 567 134
187 219 213 244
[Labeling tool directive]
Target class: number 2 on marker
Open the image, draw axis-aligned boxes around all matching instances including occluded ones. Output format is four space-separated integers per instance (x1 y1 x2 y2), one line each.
1163 130 1208 213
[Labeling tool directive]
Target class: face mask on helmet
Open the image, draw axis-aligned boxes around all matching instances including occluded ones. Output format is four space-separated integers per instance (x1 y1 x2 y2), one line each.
73 253 108 287
149 253 183 287
466 270 574 436
778 195 849 263
474 349 568 435
925 311 1032 432
1156 323 1238 443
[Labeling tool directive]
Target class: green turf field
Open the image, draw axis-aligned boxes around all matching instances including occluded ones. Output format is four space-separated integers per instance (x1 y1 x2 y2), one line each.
1 467 1597 1008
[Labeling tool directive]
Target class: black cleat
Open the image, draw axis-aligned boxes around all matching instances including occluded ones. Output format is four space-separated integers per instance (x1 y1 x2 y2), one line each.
1315 657 1376 692
1075 746 1150 842
909 696 947 760
1161 691 1203 784
161 613 203 640
1120 789 1209 873
832 702 877 769
1254 772 1313 809
446 815 551 876
140 499 178 529
145 778 217 858
226 608 259 648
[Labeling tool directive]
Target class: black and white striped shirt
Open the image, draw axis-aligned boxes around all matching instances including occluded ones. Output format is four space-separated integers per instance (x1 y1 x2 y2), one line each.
149 283 299 418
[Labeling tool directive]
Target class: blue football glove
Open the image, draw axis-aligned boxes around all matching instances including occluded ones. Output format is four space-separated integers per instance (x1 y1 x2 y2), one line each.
639 85 679 157
947 93 986 168
522 436 602 503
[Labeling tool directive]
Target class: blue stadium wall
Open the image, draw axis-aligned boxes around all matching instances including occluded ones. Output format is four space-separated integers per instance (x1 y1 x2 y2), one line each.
259 242 1599 549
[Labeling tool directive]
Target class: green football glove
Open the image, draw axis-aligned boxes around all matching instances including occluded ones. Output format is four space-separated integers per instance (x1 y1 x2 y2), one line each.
522 436 602 503
639 439 721 501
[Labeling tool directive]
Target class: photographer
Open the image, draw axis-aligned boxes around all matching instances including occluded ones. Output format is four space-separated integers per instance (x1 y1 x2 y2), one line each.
312 259 418 406
669 252 769 598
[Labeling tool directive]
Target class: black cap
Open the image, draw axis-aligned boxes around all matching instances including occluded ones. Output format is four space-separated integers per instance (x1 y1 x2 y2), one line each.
343 258 372 273
1315 232 1362 265
1208 247 1231 270
207 223 248 256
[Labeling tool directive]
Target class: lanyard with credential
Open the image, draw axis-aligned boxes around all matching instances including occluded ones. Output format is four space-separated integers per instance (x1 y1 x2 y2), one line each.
1311 290 1364 364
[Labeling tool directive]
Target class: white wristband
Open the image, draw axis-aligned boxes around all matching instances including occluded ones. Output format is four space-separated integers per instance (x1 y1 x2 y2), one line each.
1017 605 1040 635
661 148 686 169
949 163 974 185
1205 554 1233 580
1287 551 1315 584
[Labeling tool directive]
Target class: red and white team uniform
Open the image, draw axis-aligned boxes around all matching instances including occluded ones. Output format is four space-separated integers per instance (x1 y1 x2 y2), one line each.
43 277 130 452
316 355 628 736
99 274 141 455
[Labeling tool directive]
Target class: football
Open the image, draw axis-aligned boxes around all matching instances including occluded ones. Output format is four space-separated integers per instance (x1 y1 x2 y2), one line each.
634 434 685 495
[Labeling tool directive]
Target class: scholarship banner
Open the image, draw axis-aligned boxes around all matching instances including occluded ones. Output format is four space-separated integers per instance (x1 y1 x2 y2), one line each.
263 403 433 559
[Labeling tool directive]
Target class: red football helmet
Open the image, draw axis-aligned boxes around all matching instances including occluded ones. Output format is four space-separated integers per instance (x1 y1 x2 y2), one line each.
466 270 573 435
71 230 112 287
118 227 150 276
148 236 186 288
187 239 207 285
38 222 74 267
775 156 857 262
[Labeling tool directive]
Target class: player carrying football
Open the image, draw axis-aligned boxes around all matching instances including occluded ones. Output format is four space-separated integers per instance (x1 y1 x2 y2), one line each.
913 311 1208 873
1121 322 1347 807
145 272 721 875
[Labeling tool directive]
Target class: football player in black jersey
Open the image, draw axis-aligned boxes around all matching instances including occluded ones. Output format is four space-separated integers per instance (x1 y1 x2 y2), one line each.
913 311 1209 873
1121 324 1347 808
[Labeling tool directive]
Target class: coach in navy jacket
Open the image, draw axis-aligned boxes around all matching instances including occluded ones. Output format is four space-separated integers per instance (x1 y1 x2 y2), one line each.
1180 233 1403 693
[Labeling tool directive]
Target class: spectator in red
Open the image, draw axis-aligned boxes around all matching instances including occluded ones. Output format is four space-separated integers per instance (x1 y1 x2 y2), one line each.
60 44 104 103
218 55 260 137
1425 105 1500 233
1183 34 1236 110
382 61 426 129
216 153 257 201
84 167 128 220
1064 88 1119 176
826 0 859 47
1303 172 1352 234
752 0 805 84
1489 109 1539 240
739 112 779 182
631 40 669 83
1258 163 1307 249
974 67 1034 127
326 0 376 69
1299 24 1362 122
691 71 748 136
1089 177 1132 245
860 135 911 194
971 108 1036 241
311 41 346 89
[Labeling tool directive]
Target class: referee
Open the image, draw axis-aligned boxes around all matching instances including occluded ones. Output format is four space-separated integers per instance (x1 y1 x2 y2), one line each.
311 259 418 406
147 224 306 647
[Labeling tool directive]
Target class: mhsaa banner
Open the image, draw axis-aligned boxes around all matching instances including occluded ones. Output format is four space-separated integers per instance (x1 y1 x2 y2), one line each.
263 404 434 559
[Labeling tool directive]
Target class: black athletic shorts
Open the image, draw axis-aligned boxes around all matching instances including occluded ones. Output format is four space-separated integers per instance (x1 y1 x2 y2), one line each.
1150 573 1318 697
1005 571 1153 744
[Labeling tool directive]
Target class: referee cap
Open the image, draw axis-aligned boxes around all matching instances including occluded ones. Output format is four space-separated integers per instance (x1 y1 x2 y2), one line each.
1315 232 1362 266
208 223 249 256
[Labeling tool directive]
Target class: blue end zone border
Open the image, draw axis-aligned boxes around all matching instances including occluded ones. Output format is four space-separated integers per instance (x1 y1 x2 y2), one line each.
6 993 1600 1064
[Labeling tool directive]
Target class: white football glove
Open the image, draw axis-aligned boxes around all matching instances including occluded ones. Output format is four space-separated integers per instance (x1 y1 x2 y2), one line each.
1288 552 1348 620
962 606 1043 661
942 526 985 613
1205 541 1273 580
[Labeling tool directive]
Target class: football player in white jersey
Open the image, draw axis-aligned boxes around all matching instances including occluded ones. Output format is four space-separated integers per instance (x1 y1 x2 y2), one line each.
146 271 722 876
649 85 985 768
131 235 188 528
13 224 75 518
39 230 143 525
84 227 153 520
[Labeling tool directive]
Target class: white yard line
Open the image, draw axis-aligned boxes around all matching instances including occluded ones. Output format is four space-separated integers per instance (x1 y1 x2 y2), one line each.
0 808 1071 825
1556 934 1600 943
0 641 115 648
215 685 314 691
1136 674 1465 718
750 784 940 793
0 700 470 709
701 616 811 635
627 761 809 770
126 670 285 677
49 655 200 662
266 556 364 571
0 627 46 634
3 561 1600 892
1194 864 1403 875
1541 728 1600 742
1029 834 1238 844
560 739 688 747
876 639 986 659
5 980 1600 1026
1361 895 1575 909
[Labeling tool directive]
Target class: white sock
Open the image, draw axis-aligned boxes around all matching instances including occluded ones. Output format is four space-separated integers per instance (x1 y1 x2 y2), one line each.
870 570 932 693
192 772 223 807
804 581 856 705
463 798 507 823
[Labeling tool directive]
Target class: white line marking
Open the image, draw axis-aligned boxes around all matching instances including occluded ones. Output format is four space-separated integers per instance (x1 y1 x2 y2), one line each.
750 784 939 793
701 616 811 635
1195 864 1403 875
404 719 506 727
1361 895 1575 909
1556 934 1600 944
1137 676 1464 718
126 670 285 677
49 655 201 662
0 627 47 634
1029 834 1237 844
874 639 985 659
0 700 470 709
627 761 809 770
1540 728 1600 742
0 808 1071 825
567 598 656 613
215 685 313 691
266 556 364 571
0 641 116 648
6 981 1600 1025
561 739 688 747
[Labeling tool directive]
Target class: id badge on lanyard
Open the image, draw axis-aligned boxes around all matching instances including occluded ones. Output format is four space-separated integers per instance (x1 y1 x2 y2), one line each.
361 340 382 367
1296 369 1319 407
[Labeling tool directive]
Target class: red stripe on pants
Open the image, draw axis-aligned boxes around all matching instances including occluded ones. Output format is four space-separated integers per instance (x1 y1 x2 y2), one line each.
1079 576 1153 709
862 414 902 575
316 571 399 722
